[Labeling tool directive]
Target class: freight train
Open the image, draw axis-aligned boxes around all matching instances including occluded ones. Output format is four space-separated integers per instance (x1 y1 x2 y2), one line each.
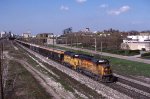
16 40 115 82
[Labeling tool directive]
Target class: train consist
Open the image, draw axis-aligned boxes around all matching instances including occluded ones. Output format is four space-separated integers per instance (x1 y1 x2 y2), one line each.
16 40 115 82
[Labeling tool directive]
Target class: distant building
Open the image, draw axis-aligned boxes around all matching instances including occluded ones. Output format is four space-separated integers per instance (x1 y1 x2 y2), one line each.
121 35 150 51
0 31 6 38
36 33 59 45
32 35 36 38
80 28 91 32
22 33 31 38
47 38 56 45
36 33 53 38
140 32 150 36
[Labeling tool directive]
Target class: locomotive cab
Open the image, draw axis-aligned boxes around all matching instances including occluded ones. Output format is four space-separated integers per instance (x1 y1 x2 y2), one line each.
95 59 114 82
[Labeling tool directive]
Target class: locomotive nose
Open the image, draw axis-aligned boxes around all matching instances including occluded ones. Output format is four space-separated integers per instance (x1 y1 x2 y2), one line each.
104 67 112 74
102 66 114 82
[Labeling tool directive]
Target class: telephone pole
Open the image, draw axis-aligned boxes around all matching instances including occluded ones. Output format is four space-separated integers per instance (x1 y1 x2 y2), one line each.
53 34 54 48
100 42 103 57
94 37 97 52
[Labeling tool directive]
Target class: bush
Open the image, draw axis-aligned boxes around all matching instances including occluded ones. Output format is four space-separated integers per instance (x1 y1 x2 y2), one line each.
141 52 150 57
128 50 140 55
100 49 140 56
129 50 140 53
141 48 146 51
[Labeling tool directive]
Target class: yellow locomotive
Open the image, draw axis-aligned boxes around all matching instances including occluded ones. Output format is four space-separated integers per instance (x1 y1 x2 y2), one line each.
63 51 113 82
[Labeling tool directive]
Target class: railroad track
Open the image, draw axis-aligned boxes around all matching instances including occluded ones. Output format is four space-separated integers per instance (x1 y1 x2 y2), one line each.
16 41 150 99
78 69 150 99
105 81 150 99
117 76 150 94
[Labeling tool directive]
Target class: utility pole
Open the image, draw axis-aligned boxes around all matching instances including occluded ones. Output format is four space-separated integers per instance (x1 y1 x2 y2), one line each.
149 33 150 51
125 40 128 56
66 36 68 46
53 34 54 50
76 33 78 48
0 41 4 99
100 42 103 57
71 37 72 48
95 37 97 52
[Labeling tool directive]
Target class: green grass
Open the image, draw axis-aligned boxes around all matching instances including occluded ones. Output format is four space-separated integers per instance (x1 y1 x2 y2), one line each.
103 56 150 77
141 52 150 59
101 49 140 56
141 56 150 59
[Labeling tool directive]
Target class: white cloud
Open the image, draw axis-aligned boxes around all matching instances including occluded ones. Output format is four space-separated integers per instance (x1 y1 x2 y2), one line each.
108 5 130 15
60 5 69 11
100 4 108 8
76 0 87 3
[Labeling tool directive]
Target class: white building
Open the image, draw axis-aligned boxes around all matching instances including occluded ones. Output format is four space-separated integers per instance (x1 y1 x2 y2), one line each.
47 38 56 45
122 35 150 51
80 28 91 32
0 31 6 38
126 36 150 42
22 33 31 38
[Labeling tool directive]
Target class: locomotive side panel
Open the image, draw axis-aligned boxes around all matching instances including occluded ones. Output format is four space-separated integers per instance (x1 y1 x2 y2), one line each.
70 58 79 69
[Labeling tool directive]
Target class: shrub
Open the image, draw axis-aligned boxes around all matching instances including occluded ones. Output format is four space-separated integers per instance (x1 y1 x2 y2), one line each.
141 52 150 57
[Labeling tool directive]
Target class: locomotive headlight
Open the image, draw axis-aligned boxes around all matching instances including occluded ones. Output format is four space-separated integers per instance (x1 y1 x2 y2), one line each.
104 67 110 73
104 68 108 72
104 67 112 74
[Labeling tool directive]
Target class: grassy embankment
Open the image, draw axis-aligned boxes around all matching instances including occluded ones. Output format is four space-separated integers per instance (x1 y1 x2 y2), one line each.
48 44 150 77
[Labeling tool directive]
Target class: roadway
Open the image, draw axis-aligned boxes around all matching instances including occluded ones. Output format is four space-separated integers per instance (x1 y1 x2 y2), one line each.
56 44 150 64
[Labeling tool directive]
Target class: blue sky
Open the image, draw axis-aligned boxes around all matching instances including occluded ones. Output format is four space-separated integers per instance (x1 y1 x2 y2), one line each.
0 0 150 35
